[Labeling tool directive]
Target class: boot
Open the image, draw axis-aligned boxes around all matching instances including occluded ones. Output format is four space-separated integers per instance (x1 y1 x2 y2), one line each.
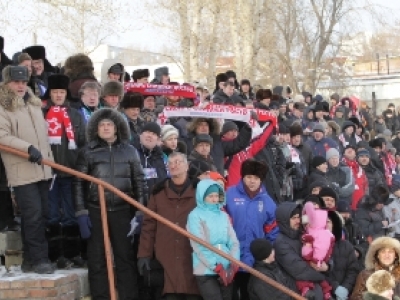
33 262 55 274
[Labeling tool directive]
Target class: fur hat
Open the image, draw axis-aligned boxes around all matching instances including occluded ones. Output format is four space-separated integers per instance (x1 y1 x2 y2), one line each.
290 123 303 137
240 159 268 180
327 120 340 134
366 270 395 295
42 74 71 100
1 66 29 84
120 92 143 109
215 73 228 90
86 108 130 143
365 237 400 270
22 45 46 60
132 69 150 81
102 80 124 98
64 53 95 81
108 63 124 75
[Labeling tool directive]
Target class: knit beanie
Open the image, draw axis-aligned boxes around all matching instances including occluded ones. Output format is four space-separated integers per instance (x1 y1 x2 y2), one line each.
312 156 327 169
326 148 340 161
221 121 239 136
313 123 325 133
336 200 350 213
188 160 211 179
161 125 179 141
193 134 213 147
319 187 337 201
356 149 370 158
204 184 220 199
250 238 273 261
142 122 161 137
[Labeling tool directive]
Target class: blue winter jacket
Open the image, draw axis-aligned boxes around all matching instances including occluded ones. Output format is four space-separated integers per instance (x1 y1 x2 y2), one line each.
186 179 240 275
225 180 279 268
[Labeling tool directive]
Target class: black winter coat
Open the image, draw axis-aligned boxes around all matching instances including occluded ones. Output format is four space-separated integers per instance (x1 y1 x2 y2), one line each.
275 202 325 299
133 141 168 197
361 164 386 192
248 261 295 300
254 137 286 203
0 156 8 191
73 109 147 212
212 89 236 105
355 205 386 239
294 142 313 176
43 104 86 177
308 169 330 190
393 137 400 154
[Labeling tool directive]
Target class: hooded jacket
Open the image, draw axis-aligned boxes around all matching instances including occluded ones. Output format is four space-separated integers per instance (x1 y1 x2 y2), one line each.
185 118 252 175
225 180 279 268
354 197 386 240
0 84 53 186
274 202 325 293
338 121 362 151
186 179 240 275
73 109 147 212
326 163 354 202
325 211 358 295
351 237 400 300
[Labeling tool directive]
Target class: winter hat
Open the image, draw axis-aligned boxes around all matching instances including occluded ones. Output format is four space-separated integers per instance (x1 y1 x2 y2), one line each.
120 92 144 109
142 122 161 137
319 187 338 201
330 93 340 102
131 69 150 82
250 239 273 261
383 129 392 137
279 125 290 135
342 121 356 133
391 181 400 194
204 184 220 199
366 270 395 295
315 102 325 112
336 200 351 213
312 156 327 169
313 123 325 133
2 65 29 84
241 159 268 180
356 149 370 158
327 120 340 135
369 138 384 149
188 160 212 179
221 121 239 136
108 63 124 74
335 106 345 114
290 206 302 218
303 195 326 209
161 125 179 141
43 74 71 100
293 102 305 110
290 123 303 137
102 80 124 98
371 185 390 204
193 134 213 147
22 45 46 60
269 101 280 110
326 148 340 161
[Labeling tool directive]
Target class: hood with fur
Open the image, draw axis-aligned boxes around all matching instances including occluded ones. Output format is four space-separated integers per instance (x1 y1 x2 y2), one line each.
0 84 41 111
86 108 130 144
365 237 400 270
187 117 221 136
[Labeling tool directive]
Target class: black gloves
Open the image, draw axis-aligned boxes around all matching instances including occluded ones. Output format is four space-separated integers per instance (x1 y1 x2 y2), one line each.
137 257 151 276
28 146 43 164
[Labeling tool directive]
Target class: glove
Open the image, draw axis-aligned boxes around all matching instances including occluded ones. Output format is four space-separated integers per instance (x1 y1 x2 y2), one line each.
285 162 295 169
77 213 91 239
250 110 258 121
28 146 42 164
214 263 229 286
227 263 239 284
137 257 151 276
335 286 349 300
127 217 139 237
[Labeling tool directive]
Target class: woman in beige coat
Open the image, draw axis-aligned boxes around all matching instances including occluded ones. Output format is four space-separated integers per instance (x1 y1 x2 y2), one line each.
0 65 53 274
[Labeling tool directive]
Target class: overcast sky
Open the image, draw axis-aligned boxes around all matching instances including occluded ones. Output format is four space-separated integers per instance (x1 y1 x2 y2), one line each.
1 0 400 64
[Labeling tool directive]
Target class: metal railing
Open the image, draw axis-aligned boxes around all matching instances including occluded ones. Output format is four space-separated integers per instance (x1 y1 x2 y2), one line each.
0 144 305 300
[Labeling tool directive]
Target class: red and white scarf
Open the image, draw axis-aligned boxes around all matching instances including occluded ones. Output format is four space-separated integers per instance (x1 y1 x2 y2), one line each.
46 106 76 149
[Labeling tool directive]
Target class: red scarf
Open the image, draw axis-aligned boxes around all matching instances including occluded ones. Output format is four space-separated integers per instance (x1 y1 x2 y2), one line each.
46 106 76 149
342 157 367 210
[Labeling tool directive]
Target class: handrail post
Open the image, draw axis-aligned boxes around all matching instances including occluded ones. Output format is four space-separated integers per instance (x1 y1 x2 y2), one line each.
98 185 117 300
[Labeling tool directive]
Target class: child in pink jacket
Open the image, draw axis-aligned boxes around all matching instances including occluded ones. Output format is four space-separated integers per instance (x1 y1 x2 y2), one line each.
296 201 335 300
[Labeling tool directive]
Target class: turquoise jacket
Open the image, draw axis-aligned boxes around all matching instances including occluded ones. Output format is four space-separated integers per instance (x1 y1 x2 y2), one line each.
186 179 240 275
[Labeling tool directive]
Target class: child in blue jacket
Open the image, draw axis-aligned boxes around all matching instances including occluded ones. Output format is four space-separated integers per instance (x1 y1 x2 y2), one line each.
225 159 279 300
187 179 240 300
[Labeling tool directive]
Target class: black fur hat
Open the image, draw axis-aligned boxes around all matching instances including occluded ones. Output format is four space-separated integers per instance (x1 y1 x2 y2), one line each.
290 123 303 137
215 73 228 90
22 45 46 60
369 138 384 149
42 74 71 100
86 108 130 143
132 69 150 81
241 159 268 180
120 92 144 109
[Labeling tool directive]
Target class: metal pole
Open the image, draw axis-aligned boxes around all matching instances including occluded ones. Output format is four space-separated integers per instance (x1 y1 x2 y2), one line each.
386 54 390 75
376 53 380 75
0 145 306 300
98 185 117 300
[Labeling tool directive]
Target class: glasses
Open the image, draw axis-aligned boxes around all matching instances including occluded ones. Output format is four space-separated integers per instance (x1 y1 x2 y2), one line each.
168 160 184 167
